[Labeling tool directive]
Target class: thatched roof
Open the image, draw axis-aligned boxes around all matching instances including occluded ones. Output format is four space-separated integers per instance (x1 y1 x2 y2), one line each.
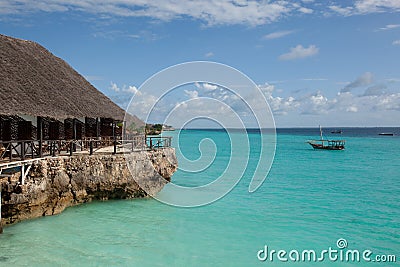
0 34 126 121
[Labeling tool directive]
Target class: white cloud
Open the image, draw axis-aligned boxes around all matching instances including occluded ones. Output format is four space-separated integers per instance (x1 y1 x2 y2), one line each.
259 84 275 95
386 78 400 83
109 82 142 95
195 82 219 91
110 81 120 92
393 40 400 45
124 85 142 95
263 30 294 40
184 89 199 99
203 83 218 91
0 0 304 26
205 52 214 58
127 34 140 39
120 78 400 126
126 91 160 120
300 91 330 115
269 95 299 115
341 72 374 92
2 0 400 28
330 0 400 16
279 44 319 60
108 82 143 109
379 24 400 30
355 0 400 14
346 106 358 112
257 80 400 118
328 5 354 16
365 94 399 112
298 7 313 14
258 84 299 115
310 93 329 106
291 2 313 14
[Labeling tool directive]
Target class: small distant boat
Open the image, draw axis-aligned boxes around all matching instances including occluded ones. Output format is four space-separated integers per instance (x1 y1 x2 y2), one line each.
379 133 394 136
307 126 345 150
331 129 342 134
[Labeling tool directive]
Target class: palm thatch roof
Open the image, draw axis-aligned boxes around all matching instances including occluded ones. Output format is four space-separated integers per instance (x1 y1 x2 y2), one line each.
0 34 127 121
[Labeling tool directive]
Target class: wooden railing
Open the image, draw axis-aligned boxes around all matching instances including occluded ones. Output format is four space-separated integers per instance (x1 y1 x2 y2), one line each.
147 136 172 149
0 135 172 163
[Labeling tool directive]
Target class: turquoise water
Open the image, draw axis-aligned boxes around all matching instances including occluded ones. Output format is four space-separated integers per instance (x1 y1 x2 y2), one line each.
0 129 399 266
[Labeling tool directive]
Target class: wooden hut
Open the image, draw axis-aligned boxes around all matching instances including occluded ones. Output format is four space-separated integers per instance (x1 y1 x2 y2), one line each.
0 34 142 160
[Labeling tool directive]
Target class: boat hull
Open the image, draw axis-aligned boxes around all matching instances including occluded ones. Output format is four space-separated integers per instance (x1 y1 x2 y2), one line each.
379 133 394 136
309 143 345 150
307 126 346 150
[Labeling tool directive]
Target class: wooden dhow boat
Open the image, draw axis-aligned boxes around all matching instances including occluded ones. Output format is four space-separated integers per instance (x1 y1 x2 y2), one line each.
307 126 345 150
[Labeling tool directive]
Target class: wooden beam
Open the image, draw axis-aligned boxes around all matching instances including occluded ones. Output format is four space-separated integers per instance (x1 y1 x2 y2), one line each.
0 183 2 234
112 120 116 154
96 118 100 139
72 119 77 152
37 116 43 158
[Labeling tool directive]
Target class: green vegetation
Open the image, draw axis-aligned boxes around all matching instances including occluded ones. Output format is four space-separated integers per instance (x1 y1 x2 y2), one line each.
145 124 162 135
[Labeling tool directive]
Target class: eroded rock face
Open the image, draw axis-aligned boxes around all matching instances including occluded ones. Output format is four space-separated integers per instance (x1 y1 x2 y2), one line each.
0 148 177 226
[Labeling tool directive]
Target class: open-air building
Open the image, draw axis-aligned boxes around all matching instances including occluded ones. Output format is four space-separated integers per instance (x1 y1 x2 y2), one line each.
0 34 140 162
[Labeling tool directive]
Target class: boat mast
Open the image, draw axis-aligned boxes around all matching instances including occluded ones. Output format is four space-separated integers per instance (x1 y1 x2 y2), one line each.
319 125 323 140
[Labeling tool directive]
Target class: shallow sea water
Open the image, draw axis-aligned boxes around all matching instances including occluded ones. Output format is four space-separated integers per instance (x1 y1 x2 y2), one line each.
0 128 399 266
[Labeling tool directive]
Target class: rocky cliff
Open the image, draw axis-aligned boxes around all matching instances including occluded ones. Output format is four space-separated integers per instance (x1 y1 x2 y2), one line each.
0 148 177 229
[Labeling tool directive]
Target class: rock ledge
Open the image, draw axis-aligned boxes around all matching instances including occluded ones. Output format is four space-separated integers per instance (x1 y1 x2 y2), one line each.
0 148 177 226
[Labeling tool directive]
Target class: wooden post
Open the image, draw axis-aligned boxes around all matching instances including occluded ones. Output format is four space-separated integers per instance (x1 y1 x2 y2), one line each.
89 141 93 155
21 164 25 185
37 116 43 158
96 118 100 140
0 183 2 234
52 142 56 157
112 120 116 155
145 125 147 148
31 141 34 158
21 141 25 160
73 119 77 152
73 119 77 140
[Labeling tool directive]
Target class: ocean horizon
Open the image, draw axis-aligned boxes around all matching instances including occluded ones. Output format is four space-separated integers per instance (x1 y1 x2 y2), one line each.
177 127 399 134
0 127 399 266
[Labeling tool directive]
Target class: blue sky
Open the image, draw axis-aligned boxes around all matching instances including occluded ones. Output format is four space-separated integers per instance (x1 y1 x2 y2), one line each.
1 0 400 127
